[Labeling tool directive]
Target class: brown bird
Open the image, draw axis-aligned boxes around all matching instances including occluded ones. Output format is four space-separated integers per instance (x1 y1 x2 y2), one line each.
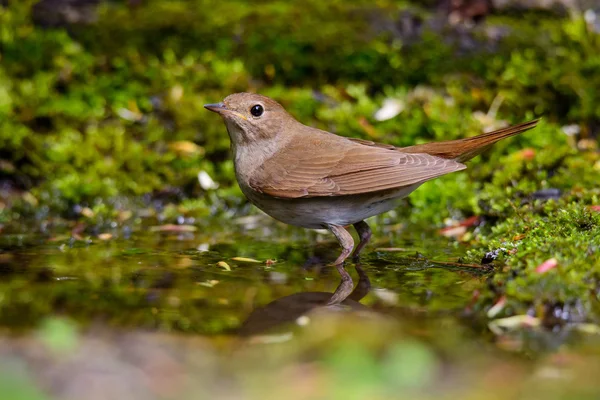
205 93 538 301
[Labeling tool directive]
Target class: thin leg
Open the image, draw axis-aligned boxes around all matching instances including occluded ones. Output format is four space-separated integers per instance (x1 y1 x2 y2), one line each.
348 263 371 302
325 224 355 305
327 224 354 266
352 220 372 260
326 263 354 305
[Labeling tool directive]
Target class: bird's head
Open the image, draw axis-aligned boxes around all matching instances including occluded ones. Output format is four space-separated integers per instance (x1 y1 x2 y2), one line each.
204 93 291 145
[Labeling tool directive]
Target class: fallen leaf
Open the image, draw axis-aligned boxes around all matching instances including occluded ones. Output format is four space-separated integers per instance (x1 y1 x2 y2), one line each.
169 140 204 157
373 288 399 305
98 233 113 241
487 295 507 318
197 243 210 252
458 216 481 227
150 224 197 232
561 124 580 136
373 98 405 121
231 257 261 263
117 108 142 121
118 210 133 222
22 192 38 206
577 138 598 151
488 315 540 335
439 216 480 238
80 207 94 218
375 247 409 252
198 280 220 288
168 84 184 102
516 148 536 160
439 225 467 238
217 261 231 271
198 171 218 190
535 258 558 274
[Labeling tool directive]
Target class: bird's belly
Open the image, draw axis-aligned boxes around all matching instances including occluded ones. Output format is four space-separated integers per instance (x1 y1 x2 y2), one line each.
241 184 421 229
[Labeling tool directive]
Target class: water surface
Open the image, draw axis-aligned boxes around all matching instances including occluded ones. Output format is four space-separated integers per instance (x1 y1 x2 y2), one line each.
1 217 599 399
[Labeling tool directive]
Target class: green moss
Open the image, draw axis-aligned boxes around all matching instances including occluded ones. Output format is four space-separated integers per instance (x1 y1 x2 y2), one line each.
464 202 600 324
1 1 598 222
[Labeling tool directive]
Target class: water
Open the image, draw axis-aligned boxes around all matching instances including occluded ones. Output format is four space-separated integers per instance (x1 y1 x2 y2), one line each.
1 216 599 399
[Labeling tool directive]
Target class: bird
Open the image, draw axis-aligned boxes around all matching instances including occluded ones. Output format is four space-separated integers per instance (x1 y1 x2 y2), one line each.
205 93 538 302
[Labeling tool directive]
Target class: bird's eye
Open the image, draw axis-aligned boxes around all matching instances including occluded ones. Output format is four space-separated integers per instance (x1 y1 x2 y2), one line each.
250 104 264 117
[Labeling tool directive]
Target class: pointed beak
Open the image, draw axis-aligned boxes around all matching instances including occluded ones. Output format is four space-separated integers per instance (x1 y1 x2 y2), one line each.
204 102 227 113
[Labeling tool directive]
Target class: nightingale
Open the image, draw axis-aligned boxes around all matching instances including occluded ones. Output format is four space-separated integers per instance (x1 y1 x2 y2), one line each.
205 93 538 302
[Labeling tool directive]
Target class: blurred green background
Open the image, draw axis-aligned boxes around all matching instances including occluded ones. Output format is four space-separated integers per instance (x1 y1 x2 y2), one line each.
1 0 599 227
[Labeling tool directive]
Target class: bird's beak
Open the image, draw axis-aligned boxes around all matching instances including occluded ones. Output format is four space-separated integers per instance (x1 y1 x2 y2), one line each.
204 102 248 121
204 102 227 113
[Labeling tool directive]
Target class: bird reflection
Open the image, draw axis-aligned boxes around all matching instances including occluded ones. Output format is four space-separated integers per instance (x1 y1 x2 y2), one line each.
239 263 371 337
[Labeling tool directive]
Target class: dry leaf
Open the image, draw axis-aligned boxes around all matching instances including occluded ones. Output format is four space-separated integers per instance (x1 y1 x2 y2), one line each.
198 171 218 190
198 280 220 287
217 261 231 271
459 216 481 227
169 85 184 102
169 140 204 157
489 315 540 335
150 224 197 232
374 247 409 252
439 225 467 238
80 207 94 218
535 258 558 274
373 98 405 121
487 295 507 318
516 148 536 161
231 257 261 263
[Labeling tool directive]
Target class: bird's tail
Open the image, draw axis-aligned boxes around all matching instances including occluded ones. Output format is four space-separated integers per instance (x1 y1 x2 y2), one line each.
399 119 540 163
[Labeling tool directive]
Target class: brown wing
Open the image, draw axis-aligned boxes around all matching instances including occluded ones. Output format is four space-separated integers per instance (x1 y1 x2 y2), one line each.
248 135 466 199
349 119 539 162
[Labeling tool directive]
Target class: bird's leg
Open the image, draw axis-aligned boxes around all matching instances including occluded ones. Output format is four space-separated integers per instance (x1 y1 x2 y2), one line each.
352 220 372 260
348 263 371 302
327 224 354 266
325 224 354 305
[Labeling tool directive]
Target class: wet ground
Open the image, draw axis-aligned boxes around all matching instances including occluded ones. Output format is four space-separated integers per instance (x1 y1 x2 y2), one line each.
1 215 600 399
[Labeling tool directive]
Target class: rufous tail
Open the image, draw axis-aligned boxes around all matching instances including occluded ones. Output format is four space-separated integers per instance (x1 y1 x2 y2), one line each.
399 119 539 163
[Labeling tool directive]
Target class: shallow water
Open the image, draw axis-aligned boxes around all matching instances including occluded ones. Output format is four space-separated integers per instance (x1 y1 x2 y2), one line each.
0 216 480 331
1 216 600 399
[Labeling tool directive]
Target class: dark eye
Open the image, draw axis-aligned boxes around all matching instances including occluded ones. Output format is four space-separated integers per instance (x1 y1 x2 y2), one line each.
250 104 264 117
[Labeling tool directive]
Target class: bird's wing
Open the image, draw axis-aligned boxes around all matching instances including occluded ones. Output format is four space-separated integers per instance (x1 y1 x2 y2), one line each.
248 135 466 199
